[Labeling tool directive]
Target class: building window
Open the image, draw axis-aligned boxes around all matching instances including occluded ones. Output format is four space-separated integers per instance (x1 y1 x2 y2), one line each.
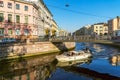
100 30 102 33
24 29 29 35
16 15 20 23
8 2 12 9
100 26 102 28
0 13 4 22
15 29 20 35
0 1 4 7
8 14 12 22
24 6 28 11
0 28 4 36
8 29 12 35
105 28 108 31
25 16 28 24
16 4 20 10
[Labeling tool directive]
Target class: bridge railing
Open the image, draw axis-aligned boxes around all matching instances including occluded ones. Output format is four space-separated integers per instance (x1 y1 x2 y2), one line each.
0 35 112 46
29 35 110 42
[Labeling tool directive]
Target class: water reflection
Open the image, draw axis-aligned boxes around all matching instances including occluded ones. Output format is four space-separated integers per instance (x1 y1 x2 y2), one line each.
77 42 119 59
1 43 120 80
0 53 57 80
61 65 120 80
48 43 120 80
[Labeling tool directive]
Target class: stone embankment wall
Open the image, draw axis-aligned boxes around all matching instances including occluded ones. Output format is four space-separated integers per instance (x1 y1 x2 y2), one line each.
0 42 75 58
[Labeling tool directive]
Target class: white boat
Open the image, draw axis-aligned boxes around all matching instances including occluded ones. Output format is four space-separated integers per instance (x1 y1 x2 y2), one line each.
56 58 92 67
56 50 92 62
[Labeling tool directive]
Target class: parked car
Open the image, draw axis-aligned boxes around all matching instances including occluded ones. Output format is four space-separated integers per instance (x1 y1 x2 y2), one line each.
1 38 16 43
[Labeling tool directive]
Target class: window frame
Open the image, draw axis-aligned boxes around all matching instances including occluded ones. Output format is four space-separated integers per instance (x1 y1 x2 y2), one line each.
16 15 20 23
8 28 12 35
0 13 4 22
0 1 4 7
8 14 12 22
16 4 20 10
24 6 28 11
15 29 21 35
0 28 4 36
24 16 28 24
8 2 12 9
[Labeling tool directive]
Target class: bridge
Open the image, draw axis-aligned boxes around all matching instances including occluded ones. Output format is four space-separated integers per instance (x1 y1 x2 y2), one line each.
30 35 109 42
48 35 119 43
0 35 120 46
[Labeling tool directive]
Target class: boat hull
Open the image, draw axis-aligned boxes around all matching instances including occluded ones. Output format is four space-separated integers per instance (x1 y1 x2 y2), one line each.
56 53 92 62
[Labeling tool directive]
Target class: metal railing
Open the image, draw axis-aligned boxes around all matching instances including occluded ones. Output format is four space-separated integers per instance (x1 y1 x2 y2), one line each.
0 35 115 46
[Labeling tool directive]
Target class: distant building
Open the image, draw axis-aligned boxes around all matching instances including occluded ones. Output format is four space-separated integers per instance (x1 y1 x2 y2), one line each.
59 29 68 37
74 27 88 36
108 16 120 37
91 23 108 36
73 23 108 38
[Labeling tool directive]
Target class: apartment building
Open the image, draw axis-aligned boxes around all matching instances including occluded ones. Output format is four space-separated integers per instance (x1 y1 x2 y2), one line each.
0 0 40 39
108 16 120 36
91 23 108 36
34 0 53 37
0 0 56 40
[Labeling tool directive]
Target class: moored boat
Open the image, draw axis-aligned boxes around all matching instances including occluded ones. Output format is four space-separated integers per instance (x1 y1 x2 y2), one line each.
56 57 92 67
56 50 92 62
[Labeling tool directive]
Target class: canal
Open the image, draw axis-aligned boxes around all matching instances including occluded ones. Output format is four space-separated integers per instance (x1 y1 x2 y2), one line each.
0 42 120 80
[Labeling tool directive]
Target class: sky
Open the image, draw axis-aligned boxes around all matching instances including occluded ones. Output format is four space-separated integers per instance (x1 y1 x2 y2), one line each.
43 0 120 33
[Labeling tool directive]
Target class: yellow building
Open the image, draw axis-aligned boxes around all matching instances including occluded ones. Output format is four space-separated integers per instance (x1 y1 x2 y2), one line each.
91 23 108 36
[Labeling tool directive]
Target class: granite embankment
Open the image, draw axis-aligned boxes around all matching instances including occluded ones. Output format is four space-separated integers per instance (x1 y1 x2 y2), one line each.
94 40 120 48
0 42 75 60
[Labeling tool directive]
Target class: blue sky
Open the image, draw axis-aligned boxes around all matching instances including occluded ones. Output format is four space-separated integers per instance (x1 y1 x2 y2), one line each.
43 0 120 33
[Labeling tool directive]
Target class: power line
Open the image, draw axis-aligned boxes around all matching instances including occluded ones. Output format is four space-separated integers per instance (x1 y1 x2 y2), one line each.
46 4 112 19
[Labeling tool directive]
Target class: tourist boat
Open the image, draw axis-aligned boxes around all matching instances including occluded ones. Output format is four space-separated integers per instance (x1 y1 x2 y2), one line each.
56 50 92 62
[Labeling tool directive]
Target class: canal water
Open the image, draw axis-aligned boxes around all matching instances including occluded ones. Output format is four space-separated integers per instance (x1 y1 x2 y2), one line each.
0 42 120 80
